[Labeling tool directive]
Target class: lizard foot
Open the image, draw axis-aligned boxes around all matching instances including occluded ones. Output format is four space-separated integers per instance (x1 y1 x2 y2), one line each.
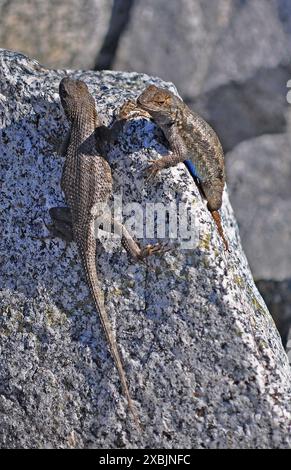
138 242 170 260
117 100 137 120
145 161 162 181
118 100 151 121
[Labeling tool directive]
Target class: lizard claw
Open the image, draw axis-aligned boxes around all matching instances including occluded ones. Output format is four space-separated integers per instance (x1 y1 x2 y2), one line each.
117 100 137 120
137 242 172 271
117 100 152 121
139 242 171 260
145 161 161 182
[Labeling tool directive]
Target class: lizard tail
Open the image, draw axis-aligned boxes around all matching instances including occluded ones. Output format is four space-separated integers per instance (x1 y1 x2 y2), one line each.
211 210 229 252
80 239 141 429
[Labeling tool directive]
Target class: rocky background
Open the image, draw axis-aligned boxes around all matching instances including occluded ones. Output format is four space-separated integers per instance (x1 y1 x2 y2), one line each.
0 0 290 449
0 0 290 352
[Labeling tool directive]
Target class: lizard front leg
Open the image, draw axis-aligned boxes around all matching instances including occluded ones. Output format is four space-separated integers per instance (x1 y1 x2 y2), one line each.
94 101 142 150
94 102 140 153
146 152 184 180
146 127 188 180
116 101 185 180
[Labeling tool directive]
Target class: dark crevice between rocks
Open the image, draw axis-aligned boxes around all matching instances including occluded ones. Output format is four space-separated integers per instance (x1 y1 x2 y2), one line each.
255 278 291 349
94 0 135 71
185 64 291 153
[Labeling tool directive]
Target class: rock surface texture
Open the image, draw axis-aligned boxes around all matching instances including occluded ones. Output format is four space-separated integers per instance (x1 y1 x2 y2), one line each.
0 51 290 449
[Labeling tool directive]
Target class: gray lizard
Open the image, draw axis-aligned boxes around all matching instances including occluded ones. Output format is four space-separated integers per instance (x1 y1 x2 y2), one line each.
50 77 163 427
120 85 228 251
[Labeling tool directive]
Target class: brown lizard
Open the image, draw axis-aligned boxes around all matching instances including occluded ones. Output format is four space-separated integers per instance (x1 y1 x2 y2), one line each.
50 77 163 427
119 85 229 251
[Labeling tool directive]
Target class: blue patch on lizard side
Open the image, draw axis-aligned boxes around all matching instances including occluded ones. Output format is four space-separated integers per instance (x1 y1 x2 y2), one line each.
184 160 201 181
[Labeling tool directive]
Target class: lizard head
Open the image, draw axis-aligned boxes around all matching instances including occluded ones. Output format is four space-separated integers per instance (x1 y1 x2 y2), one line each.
137 85 178 126
59 77 96 120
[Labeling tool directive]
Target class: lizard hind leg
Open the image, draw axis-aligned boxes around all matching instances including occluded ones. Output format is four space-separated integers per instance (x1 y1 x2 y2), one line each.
117 220 168 262
100 215 168 262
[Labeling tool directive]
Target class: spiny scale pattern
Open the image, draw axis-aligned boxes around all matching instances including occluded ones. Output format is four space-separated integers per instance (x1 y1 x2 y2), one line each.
136 85 228 251
57 77 139 426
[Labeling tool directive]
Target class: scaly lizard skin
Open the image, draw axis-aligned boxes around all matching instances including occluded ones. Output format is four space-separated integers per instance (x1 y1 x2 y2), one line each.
50 77 162 427
121 85 229 251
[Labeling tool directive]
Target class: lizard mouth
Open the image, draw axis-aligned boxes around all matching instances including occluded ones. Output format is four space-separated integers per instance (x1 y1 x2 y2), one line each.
137 99 160 114
136 98 150 109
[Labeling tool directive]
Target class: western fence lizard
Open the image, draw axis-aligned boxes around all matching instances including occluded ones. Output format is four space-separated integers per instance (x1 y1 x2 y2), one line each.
50 77 163 427
120 85 229 251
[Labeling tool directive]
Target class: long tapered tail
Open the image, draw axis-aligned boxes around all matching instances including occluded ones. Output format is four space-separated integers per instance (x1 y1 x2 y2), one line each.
80 239 140 427
211 210 229 251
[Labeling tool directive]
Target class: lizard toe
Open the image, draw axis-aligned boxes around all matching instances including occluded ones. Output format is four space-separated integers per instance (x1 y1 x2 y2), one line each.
145 165 159 182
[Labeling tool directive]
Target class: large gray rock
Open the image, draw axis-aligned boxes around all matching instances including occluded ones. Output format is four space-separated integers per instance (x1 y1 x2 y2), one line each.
113 0 291 151
114 0 290 95
202 0 290 91
113 0 232 98
192 63 291 152
192 0 291 150
0 50 290 449
0 0 112 69
226 133 291 281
